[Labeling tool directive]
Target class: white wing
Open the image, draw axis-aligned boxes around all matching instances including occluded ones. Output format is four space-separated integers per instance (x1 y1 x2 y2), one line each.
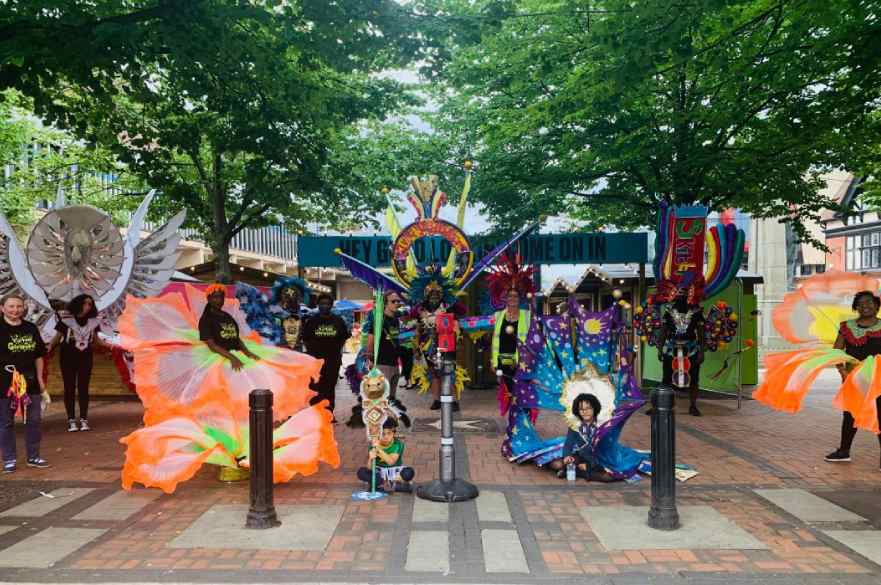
97 190 186 321
0 210 51 310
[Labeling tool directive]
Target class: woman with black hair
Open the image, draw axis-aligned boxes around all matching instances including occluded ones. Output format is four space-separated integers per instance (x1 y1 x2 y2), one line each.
48 294 109 432
826 290 881 465
561 393 618 482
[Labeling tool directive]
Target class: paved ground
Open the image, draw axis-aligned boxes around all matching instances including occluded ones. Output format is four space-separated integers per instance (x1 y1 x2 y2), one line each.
0 361 880 585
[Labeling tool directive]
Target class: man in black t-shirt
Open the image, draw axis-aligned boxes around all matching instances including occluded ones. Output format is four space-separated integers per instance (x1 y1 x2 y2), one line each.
199 285 260 372
365 291 404 401
303 293 349 416
1 293 50 472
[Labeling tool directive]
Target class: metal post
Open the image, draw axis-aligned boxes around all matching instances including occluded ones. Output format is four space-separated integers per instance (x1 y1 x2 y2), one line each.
246 389 281 529
416 352 479 502
648 384 679 530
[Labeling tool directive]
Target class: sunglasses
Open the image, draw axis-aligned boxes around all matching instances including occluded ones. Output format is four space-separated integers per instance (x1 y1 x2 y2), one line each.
389 299 403 304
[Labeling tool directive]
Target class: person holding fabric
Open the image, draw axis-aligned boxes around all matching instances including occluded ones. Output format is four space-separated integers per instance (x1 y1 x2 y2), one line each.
0 293 50 473
825 290 881 465
493 288 531 386
303 293 349 419
199 284 260 371
365 291 404 402
47 294 109 432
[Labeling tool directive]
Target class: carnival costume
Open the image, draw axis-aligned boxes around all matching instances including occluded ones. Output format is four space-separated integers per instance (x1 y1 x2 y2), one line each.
753 271 881 435
632 204 744 401
502 295 647 478
117 284 339 493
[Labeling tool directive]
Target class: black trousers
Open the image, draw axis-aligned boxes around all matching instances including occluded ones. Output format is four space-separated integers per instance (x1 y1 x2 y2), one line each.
400 346 414 381
61 350 93 420
309 354 342 412
839 395 881 452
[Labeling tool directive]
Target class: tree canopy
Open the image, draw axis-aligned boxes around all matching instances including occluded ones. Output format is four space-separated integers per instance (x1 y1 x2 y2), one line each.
10 1 427 281
412 0 881 241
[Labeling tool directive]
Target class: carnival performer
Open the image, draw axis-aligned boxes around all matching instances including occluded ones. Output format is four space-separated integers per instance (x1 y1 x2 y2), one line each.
365 291 404 403
562 393 619 482
47 294 109 432
657 279 706 416
487 254 534 388
274 278 308 351
825 291 881 465
356 417 414 493
411 276 465 411
200 284 261 371
1 293 51 472
303 293 350 418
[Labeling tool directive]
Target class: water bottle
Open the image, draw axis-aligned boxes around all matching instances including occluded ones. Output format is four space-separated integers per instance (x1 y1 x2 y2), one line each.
566 463 576 482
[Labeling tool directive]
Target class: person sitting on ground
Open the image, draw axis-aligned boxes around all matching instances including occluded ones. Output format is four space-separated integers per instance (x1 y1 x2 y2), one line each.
561 393 618 482
356 417 414 492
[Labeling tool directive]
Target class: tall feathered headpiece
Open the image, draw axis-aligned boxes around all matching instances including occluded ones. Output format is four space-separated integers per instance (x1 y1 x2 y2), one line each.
485 252 535 309
409 263 457 307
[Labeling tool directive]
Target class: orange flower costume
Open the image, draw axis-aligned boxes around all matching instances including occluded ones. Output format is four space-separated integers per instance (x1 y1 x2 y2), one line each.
753 271 881 433
117 284 339 493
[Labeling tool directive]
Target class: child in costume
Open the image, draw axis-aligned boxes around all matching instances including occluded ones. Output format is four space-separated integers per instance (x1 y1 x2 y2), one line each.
561 393 618 482
356 417 414 492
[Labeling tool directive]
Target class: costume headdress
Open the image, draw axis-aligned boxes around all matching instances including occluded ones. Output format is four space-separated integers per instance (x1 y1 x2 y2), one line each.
270 276 311 307
409 263 458 307
205 283 226 297
485 252 535 309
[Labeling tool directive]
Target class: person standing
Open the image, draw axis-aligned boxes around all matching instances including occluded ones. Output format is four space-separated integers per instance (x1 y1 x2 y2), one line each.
365 291 404 402
492 288 531 387
0 293 50 473
48 294 108 432
825 290 881 466
303 293 349 419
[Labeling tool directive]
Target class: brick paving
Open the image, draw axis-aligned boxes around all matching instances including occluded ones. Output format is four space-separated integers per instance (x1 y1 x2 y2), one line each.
0 366 880 584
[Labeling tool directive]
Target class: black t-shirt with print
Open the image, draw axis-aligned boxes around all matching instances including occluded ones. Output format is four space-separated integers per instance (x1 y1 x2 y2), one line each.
198 308 244 352
0 319 47 393
302 314 349 358
365 313 400 366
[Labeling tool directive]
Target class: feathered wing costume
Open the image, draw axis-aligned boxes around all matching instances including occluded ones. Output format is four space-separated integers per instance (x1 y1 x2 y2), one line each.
753 271 881 432
505 296 647 478
0 190 184 333
117 284 339 493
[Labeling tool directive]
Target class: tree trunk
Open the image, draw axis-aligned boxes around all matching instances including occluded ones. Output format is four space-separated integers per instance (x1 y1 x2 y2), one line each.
210 151 232 283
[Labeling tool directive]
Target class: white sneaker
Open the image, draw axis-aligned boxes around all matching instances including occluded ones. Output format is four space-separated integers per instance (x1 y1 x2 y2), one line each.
67 419 79 432
79 419 91 432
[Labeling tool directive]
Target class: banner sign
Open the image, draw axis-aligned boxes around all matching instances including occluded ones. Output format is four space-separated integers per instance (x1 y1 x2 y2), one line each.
298 232 648 268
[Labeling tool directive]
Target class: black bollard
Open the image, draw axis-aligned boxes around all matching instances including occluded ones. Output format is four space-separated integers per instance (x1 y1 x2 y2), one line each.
416 352 479 502
648 384 679 530
245 389 281 529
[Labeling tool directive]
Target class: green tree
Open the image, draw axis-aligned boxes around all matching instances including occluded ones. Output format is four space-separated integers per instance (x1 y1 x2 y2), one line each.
0 91 140 231
44 2 425 281
414 0 881 242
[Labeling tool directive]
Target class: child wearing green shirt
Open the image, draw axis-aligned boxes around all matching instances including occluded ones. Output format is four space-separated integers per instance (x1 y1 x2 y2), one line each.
356 418 414 492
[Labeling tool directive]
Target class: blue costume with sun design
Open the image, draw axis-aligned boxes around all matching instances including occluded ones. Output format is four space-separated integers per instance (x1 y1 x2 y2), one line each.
501 296 648 478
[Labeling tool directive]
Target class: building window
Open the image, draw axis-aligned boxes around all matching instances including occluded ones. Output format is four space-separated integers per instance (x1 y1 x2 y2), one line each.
846 231 881 270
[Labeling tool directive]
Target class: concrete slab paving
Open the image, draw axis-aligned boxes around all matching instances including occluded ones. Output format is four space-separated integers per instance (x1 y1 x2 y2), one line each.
583 505 769 551
476 490 512 524
823 530 881 566
412 496 449 523
73 489 161 521
169 504 343 551
0 527 107 568
481 529 529 573
405 530 449 573
0 488 94 518
754 488 867 523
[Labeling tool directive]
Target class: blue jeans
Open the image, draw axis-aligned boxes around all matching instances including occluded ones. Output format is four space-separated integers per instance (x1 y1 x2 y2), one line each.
1 394 42 462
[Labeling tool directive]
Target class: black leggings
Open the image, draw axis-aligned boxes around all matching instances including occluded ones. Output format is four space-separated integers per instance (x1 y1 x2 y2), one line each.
838 395 881 453
61 350 93 420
